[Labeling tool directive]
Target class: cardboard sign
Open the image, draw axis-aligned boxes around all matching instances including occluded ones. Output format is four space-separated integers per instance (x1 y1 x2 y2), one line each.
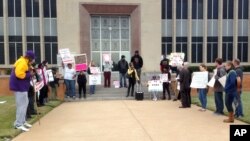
148 80 163 92
190 72 208 88
74 54 88 71
169 52 185 67
89 74 101 85
59 48 74 64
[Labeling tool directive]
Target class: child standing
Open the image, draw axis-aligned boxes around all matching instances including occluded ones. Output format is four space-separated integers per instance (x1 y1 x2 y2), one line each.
162 67 171 100
77 71 87 99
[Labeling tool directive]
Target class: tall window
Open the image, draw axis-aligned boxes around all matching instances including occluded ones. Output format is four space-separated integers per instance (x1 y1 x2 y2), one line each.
207 0 218 63
43 0 57 64
191 0 203 63
162 0 172 55
238 0 248 62
222 37 233 61
223 0 234 19
26 0 41 63
176 0 188 61
8 0 23 64
0 0 4 64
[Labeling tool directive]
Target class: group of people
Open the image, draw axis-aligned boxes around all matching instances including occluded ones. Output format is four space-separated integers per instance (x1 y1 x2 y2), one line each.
173 57 244 123
9 50 59 132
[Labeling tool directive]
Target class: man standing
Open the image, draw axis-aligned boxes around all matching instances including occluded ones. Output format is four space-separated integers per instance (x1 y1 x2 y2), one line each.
214 58 227 115
233 59 244 118
9 50 35 132
131 50 143 82
178 62 191 108
118 55 128 88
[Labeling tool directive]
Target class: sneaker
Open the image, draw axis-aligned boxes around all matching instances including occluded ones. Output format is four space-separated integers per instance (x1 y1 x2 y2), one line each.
24 122 32 128
15 125 30 132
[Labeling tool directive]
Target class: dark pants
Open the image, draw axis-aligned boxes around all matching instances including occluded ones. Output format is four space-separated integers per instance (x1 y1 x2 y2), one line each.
180 88 191 107
27 87 37 117
234 92 244 117
104 71 111 87
214 92 224 114
39 85 48 105
127 78 136 96
225 92 236 112
163 82 171 99
78 84 86 98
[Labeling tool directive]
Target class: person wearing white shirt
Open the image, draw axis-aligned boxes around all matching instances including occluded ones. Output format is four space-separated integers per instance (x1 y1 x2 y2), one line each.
103 61 113 87
64 63 76 99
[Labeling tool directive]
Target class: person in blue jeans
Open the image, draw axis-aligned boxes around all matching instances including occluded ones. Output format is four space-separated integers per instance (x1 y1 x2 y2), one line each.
87 61 96 94
213 58 227 115
197 64 210 112
233 59 244 118
118 55 128 88
63 63 76 99
224 61 237 123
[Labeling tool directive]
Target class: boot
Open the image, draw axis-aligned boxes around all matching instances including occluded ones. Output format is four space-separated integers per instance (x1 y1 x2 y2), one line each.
223 112 234 123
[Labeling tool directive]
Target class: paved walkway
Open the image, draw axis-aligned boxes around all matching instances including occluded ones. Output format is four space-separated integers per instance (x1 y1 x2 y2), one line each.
13 100 245 141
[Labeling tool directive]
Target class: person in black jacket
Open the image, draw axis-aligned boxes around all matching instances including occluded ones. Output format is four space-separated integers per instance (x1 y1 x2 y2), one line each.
118 55 128 88
131 50 143 83
77 71 87 99
178 62 191 108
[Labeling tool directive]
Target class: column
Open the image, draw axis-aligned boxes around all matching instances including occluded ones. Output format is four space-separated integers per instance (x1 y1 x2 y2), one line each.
3 0 9 65
21 0 26 53
188 0 192 62
218 0 223 58
39 0 44 61
233 0 238 59
203 0 208 63
172 0 176 52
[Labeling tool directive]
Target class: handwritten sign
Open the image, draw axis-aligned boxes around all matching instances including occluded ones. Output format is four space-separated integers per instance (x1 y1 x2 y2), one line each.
103 53 111 62
89 74 101 85
59 48 74 64
190 72 208 88
74 54 88 71
169 52 185 67
148 80 163 92
90 67 101 74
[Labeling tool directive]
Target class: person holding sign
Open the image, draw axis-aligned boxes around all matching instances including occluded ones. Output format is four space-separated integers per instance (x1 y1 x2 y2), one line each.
87 61 96 94
197 64 210 112
126 62 139 97
223 61 237 123
213 58 227 115
103 61 113 88
63 63 77 99
162 67 171 100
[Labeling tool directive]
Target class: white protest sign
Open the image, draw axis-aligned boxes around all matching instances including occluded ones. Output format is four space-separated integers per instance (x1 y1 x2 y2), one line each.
103 53 111 62
90 67 101 74
169 52 185 67
59 48 74 64
46 69 54 82
207 69 217 87
159 74 168 82
113 80 120 88
218 75 226 88
148 80 163 92
190 72 208 88
89 74 101 85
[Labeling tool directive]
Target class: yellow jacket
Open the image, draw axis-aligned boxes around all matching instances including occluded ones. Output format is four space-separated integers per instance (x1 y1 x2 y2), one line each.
14 56 30 79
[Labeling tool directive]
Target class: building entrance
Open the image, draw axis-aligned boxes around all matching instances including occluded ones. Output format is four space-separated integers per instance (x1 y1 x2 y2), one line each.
90 15 131 71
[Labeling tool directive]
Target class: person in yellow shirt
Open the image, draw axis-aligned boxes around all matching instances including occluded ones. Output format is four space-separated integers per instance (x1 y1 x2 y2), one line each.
126 62 139 97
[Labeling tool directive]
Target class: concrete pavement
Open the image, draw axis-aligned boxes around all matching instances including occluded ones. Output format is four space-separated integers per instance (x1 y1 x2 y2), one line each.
13 100 246 141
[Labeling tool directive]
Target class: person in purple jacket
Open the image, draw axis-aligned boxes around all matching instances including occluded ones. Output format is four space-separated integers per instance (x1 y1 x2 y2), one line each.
9 50 35 132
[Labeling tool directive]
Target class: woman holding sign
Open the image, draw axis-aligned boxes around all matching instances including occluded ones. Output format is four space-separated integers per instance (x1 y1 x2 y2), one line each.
126 63 139 97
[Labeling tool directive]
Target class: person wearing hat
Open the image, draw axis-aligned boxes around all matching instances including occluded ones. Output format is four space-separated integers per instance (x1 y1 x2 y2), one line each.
9 50 35 132
130 50 143 83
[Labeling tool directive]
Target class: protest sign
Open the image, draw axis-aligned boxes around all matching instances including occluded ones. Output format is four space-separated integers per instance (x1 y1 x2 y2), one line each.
74 54 88 71
169 52 185 67
103 53 111 62
148 80 163 92
218 75 226 88
190 72 208 88
89 74 101 85
59 48 74 64
159 74 168 82
90 67 101 74
207 69 217 87
46 69 54 82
